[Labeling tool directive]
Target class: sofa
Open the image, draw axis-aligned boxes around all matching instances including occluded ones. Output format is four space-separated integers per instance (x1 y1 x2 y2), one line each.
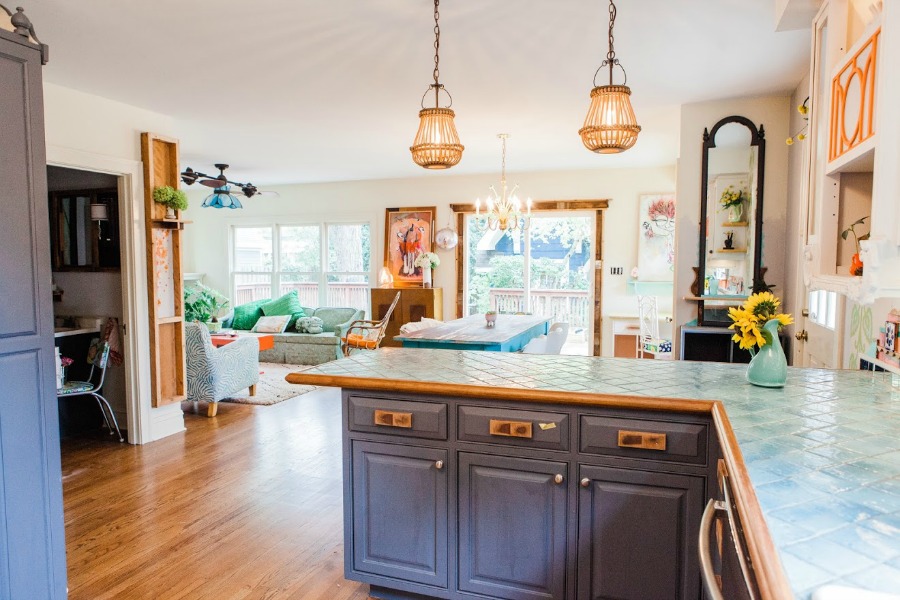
222 302 364 365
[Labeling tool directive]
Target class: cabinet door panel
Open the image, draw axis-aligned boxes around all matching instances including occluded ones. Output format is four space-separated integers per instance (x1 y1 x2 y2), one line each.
351 441 448 588
459 453 568 600
578 465 703 600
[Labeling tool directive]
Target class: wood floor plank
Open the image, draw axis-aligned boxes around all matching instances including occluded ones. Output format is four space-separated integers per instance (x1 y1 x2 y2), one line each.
62 388 373 600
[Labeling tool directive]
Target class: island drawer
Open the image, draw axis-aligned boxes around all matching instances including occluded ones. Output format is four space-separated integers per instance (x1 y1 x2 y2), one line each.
348 395 447 440
579 415 708 465
457 405 569 451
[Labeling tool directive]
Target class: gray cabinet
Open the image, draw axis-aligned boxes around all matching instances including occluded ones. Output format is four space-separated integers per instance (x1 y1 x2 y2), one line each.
350 440 448 589
577 465 703 600
458 453 568 600
342 392 715 600
0 22 68 599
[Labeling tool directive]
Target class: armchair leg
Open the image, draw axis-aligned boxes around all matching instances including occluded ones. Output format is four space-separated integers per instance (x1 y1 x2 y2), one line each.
249 384 257 397
207 402 218 417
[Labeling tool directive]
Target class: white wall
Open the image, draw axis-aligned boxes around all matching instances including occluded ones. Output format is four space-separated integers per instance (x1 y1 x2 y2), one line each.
182 165 676 356
674 95 792 355
43 82 182 442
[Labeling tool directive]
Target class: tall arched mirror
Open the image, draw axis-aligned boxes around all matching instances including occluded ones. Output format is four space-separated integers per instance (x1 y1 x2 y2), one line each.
696 116 766 325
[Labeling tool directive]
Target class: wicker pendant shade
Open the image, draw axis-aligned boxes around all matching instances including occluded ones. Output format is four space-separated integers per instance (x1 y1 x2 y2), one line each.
410 0 463 169
579 84 641 153
411 107 464 169
579 0 641 154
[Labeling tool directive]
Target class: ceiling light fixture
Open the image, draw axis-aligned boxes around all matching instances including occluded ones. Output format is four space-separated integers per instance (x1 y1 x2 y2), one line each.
410 0 464 169
579 0 641 154
180 164 277 209
474 134 531 231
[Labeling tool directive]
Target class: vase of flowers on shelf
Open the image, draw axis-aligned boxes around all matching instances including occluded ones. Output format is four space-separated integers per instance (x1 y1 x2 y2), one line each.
840 216 869 276
720 186 744 223
728 292 793 388
152 185 189 220
414 251 440 288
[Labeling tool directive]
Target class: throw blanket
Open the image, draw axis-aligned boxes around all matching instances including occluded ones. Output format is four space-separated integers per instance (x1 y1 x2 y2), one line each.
102 317 123 366
399 318 443 335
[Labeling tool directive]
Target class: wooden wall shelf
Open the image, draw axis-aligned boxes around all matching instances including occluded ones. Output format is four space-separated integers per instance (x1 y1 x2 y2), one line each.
150 219 192 230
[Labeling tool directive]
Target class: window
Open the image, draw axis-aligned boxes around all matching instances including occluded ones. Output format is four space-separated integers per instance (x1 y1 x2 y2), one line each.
232 222 371 314
807 289 837 330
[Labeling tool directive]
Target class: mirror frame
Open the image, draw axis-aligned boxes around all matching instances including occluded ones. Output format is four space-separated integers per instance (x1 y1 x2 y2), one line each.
697 116 767 307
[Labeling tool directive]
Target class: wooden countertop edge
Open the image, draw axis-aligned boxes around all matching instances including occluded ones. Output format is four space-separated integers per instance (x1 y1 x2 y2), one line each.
711 402 794 600
284 372 795 599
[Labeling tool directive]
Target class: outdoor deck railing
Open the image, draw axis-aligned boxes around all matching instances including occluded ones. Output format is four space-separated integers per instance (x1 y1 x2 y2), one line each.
235 282 370 314
487 288 591 329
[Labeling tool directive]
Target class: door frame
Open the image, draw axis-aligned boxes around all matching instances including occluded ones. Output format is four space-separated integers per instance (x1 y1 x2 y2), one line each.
450 199 608 356
46 145 154 444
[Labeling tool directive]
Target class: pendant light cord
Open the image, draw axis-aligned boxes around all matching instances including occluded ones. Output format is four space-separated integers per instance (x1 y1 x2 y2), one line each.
592 0 627 87
420 0 454 109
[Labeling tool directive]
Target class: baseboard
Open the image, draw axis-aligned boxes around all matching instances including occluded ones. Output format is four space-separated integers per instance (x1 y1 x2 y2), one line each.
148 404 186 441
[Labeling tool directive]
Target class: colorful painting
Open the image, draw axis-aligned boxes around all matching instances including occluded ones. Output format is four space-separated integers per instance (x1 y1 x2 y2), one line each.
152 229 175 318
384 206 435 287
637 194 676 281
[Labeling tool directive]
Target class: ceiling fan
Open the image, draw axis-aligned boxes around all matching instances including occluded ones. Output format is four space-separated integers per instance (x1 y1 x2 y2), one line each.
180 163 277 209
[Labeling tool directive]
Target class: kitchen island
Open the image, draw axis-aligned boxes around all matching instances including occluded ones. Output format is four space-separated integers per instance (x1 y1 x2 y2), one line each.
287 349 900 599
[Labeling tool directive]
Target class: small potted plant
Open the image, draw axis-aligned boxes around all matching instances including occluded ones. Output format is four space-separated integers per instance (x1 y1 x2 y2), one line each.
485 310 497 328
719 186 744 223
841 216 869 276
184 284 230 332
152 185 189 220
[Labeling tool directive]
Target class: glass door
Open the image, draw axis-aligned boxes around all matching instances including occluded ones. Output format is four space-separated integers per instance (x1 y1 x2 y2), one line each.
464 212 594 355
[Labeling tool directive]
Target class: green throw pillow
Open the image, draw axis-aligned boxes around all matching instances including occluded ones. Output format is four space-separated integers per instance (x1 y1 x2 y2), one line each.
261 290 304 317
231 299 269 330
286 310 307 331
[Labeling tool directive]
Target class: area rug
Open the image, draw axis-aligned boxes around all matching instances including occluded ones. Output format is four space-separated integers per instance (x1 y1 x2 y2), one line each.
221 363 317 406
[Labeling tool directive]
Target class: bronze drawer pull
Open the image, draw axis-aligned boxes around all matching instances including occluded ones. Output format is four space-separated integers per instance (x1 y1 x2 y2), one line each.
373 409 413 428
617 430 666 451
489 419 533 438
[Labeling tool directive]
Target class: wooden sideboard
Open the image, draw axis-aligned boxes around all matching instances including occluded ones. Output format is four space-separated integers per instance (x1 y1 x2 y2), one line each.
371 287 443 347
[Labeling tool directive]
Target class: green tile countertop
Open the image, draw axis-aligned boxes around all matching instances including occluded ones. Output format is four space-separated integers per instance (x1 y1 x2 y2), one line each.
291 348 900 599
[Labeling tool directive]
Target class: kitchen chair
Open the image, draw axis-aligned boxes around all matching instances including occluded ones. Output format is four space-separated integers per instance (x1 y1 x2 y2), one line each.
544 322 569 354
637 295 672 359
56 341 124 442
342 291 401 357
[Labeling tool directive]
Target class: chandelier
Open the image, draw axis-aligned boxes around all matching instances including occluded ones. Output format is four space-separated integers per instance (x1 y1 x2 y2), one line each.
410 0 464 169
579 0 641 153
475 135 531 231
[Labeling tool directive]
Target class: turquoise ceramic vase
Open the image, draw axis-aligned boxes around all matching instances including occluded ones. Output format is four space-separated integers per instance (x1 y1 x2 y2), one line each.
746 319 787 388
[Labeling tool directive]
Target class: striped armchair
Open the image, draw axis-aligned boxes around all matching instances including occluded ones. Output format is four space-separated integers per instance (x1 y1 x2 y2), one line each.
185 322 260 416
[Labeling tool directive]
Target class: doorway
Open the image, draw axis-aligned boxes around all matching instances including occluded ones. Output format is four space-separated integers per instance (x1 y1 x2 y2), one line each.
47 166 130 440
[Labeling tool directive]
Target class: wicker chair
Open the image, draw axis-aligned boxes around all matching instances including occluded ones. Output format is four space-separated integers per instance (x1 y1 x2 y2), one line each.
341 292 401 357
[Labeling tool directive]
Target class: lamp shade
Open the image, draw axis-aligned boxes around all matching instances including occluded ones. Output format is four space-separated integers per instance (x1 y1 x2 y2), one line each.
579 84 641 153
410 107 464 169
89 203 109 221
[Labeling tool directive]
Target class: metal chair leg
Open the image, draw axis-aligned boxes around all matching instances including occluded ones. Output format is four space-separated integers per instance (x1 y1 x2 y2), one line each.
91 393 124 442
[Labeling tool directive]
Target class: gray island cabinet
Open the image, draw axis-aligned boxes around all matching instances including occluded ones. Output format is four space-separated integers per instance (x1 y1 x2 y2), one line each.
289 348 900 599
342 389 718 600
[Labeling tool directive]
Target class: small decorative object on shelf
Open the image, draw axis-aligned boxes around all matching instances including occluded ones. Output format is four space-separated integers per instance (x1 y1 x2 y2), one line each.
723 231 734 250
728 292 793 388
840 215 869 276
414 251 440 288
485 311 497 328
152 185 188 220
875 310 900 367
719 186 744 223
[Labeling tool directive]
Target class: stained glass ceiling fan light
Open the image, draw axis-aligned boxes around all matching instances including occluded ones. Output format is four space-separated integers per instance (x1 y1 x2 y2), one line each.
579 0 641 154
410 0 464 169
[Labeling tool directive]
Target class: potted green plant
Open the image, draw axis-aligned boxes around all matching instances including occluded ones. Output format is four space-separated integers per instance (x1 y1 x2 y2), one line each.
485 310 497 328
152 185 189 220
841 216 869 276
184 284 230 332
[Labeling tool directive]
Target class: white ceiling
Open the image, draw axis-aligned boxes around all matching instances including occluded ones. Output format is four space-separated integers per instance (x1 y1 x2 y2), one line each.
29 0 810 185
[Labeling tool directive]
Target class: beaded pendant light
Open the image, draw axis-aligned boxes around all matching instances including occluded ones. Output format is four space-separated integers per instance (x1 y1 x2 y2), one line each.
579 0 641 154
410 0 464 169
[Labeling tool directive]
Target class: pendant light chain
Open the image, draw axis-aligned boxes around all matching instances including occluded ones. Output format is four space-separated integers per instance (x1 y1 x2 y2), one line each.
500 135 507 185
606 0 617 83
433 0 441 88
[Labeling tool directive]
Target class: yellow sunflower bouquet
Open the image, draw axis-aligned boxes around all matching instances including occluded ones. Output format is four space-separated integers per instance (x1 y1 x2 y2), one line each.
728 292 793 350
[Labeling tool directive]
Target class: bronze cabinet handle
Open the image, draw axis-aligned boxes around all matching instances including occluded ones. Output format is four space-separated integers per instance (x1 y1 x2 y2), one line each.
580 478 591 488
554 474 564 485
489 419 533 438
617 430 667 451
373 409 413 428
434 460 444 470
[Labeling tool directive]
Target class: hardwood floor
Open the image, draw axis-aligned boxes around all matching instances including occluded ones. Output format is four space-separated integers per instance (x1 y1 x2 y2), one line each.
62 387 373 599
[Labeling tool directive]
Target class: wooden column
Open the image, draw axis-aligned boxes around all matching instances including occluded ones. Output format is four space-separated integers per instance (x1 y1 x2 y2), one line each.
141 133 187 406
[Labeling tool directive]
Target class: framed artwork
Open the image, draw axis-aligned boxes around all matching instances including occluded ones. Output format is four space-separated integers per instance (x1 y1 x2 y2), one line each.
885 321 897 353
637 194 676 281
384 206 435 287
